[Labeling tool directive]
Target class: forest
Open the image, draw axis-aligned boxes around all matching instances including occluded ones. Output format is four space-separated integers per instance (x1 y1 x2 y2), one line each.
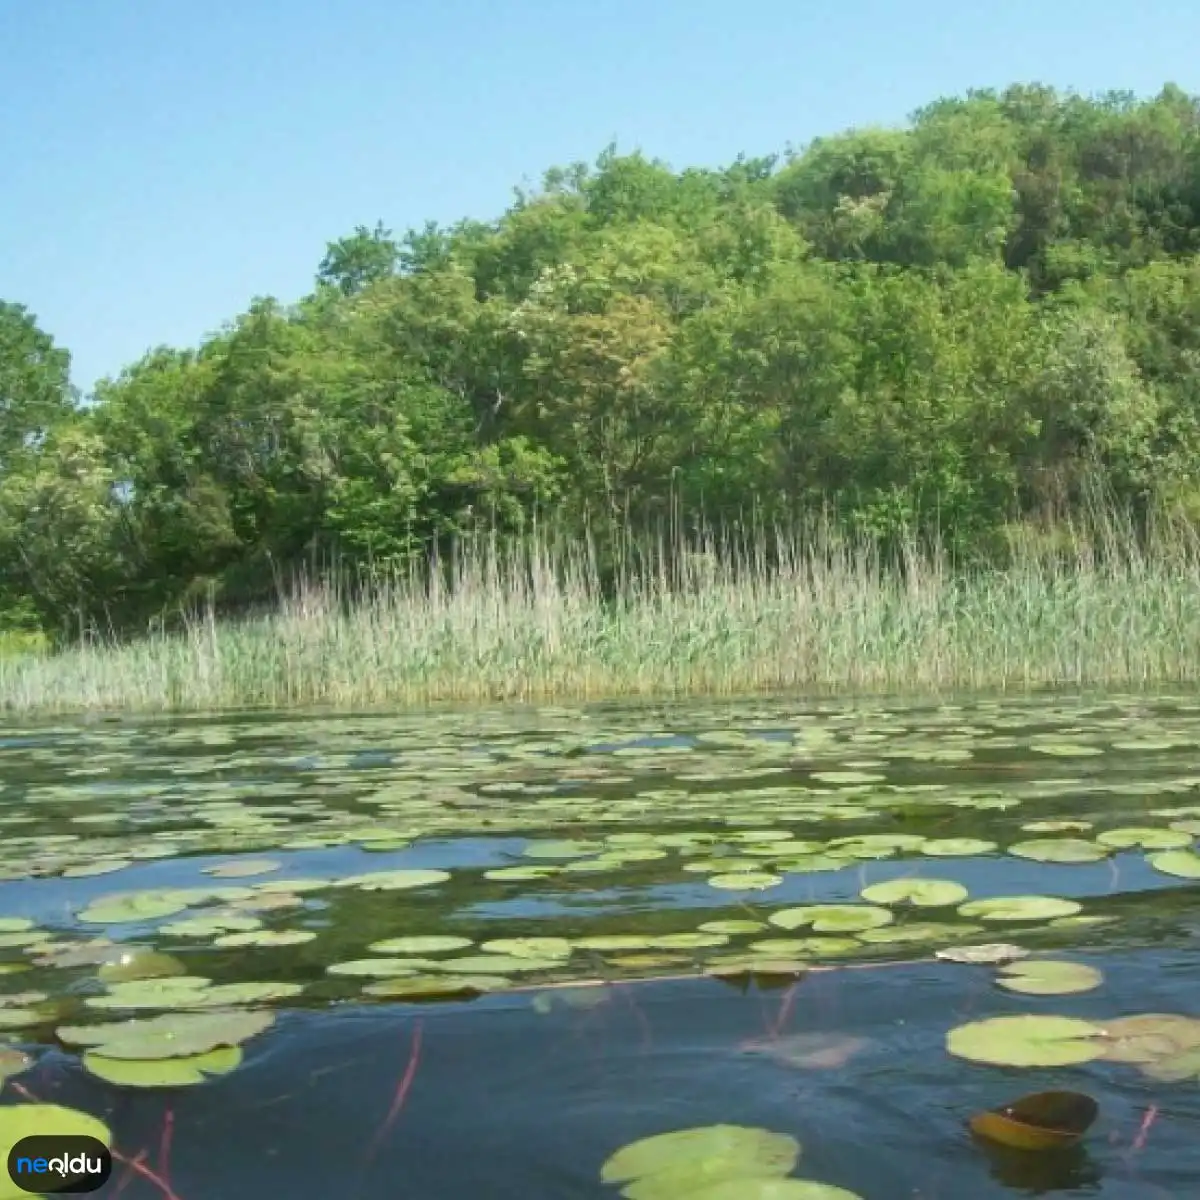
4 81 1200 647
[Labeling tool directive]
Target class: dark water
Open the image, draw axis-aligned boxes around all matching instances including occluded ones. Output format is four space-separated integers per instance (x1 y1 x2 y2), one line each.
1 693 1199 1198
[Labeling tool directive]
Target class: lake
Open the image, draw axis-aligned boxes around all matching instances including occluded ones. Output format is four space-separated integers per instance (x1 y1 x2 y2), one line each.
0 692 1198 1198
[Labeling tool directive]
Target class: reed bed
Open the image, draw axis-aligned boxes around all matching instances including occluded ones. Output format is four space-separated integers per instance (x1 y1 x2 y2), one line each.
4 514 1200 715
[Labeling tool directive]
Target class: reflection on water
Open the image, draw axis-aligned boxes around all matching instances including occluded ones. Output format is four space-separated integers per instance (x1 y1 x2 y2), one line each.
0 692 1198 1196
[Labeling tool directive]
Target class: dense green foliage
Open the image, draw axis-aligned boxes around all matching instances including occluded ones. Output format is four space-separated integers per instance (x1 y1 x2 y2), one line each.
5 82 1200 639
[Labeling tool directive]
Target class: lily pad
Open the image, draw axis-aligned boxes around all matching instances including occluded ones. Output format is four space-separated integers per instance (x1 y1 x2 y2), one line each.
58 1008 275 1060
860 880 968 907
921 839 997 857
707 873 782 891
936 943 1030 965
996 960 1104 996
203 859 282 878
1147 849 1200 879
83 1045 242 1087
368 936 473 955
947 1015 1105 1067
601 1125 800 1197
212 930 316 948
768 905 893 933
479 937 573 959
1096 827 1192 851
1007 839 1109 864
78 891 192 924
958 896 1082 922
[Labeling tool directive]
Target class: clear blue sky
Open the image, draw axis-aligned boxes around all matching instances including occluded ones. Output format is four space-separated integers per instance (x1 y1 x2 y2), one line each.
3 0 1197 396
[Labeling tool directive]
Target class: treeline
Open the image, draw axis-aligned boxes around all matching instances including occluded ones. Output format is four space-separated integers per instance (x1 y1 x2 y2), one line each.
4 81 1200 639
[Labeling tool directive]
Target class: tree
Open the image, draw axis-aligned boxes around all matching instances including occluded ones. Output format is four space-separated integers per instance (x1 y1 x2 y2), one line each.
317 221 399 295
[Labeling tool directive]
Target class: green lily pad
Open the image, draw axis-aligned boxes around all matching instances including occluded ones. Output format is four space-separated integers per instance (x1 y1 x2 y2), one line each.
1096 827 1192 851
160 914 263 937
522 840 605 860
859 880 968 907
368 936 474 955
958 896 1082 922
78 890 193 924
707 873 782 891
58 1008 275 1060
996 960 1104 995
601 1124 800 1196
0 920 33 934
0 1105 111 1198
203 859 282 878
327 958 422 977
1007 839 1109 864
698 920 766 935
97 950 187 984
483 866 560 882
682 1183 863 1200
212 930 316 948
768 906 893 933
479 937 573 959
947 1014 1105 1067
857 922 974 944
83 1045 242 1087
361 974 512 999
921 839 997 857
1147 849 1200 879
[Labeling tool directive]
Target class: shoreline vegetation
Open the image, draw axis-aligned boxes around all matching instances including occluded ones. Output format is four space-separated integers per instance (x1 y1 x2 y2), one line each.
4 510 1200 715
6 82 1200 716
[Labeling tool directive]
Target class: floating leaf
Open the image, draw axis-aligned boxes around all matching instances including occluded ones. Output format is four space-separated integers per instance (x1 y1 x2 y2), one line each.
958 896 1082 922
212 930 316 948
921 839 997 857
600 1125 800 1196
1007 839 1109 864
1147 849 1200 879
203 859 282 879
79 891 192 924
58 1008 275 1060
936 943 1030 965
367 936 473 955
83 1045 242 1087
361 974 511 999
479 937 572 959
996 960 1103 996
860 880 968 907
707 872 782 891
1096 827 1191 851
768 906 892 933
947 1015 1104 1067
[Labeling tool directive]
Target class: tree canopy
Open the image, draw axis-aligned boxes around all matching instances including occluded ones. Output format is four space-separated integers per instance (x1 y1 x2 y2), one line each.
6 82 1200 637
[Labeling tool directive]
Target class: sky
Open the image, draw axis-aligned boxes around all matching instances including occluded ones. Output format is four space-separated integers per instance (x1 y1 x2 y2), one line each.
3 0 1199 396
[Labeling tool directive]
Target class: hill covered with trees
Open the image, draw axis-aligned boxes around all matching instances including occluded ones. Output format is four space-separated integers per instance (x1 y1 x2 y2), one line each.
4 82 1200 641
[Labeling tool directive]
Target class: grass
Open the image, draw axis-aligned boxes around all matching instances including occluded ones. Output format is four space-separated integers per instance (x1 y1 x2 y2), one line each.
4 512 1200 715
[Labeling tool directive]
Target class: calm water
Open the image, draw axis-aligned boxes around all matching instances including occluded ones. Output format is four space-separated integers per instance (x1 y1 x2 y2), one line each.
1 692 1199 1198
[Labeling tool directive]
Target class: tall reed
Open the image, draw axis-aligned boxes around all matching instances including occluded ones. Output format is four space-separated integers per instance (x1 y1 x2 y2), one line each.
3 511 1200 714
